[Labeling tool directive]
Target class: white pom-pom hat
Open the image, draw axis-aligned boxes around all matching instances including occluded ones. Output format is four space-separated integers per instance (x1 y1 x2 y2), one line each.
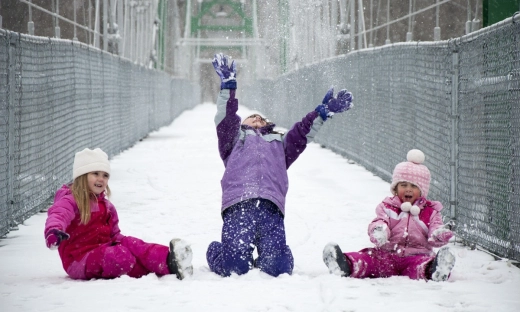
73 148 111 180
390 149 431 198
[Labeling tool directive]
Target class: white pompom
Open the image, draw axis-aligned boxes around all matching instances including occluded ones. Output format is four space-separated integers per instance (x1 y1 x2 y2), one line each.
401 202 412 212
410 205 420 216
407 149 425 164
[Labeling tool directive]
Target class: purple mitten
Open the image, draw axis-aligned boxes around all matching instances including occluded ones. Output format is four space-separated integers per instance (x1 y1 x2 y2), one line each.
321 87 334 105
369 224 389 247
212 53 237 89
315 87 354 120
45 229 70 250
327 89 353 113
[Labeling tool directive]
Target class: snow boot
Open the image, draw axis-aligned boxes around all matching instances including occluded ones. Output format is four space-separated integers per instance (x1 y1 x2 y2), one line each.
430 246 456 282
167 238 193 280
323 243 351 277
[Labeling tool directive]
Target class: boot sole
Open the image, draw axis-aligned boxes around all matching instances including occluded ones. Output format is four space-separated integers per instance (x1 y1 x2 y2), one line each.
323 243 350 277
431 246 456 282
169 238 194 280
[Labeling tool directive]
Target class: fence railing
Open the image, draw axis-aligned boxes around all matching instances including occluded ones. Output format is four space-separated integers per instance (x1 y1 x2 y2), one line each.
1 0 171 70
242 14 520 263
0 29 200 237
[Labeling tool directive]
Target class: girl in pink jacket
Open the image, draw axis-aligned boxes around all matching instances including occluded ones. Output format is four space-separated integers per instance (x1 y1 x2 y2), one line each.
323 149 456 281
44 148 193 280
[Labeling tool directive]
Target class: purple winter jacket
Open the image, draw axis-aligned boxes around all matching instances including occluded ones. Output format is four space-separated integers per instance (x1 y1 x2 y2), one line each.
368 195 447 257
215 89 324 215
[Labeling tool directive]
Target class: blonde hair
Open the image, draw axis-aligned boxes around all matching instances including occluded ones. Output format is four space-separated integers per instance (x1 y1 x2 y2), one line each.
71 174 111 224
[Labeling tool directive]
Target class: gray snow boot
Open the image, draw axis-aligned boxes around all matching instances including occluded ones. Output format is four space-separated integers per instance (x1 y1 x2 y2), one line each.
430 246 456 282
323 243 351 277
167 238 193 280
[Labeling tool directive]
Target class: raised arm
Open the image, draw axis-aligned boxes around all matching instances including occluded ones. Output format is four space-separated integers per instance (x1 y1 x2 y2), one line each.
212 53 241 162
284 87 354 168
283 110 322 168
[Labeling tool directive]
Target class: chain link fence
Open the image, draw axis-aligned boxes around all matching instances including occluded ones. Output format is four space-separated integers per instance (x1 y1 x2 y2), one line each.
242 15 520 263
0 29 200 237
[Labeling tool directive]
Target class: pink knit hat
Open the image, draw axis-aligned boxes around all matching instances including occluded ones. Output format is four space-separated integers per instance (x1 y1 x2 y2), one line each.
390 149 431 198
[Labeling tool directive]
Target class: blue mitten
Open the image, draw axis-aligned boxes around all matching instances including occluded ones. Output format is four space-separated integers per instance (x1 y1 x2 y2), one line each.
315 87 353 120
212 53 237 89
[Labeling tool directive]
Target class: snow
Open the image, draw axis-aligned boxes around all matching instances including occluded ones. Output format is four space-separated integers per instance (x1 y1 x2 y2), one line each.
1 103 519 312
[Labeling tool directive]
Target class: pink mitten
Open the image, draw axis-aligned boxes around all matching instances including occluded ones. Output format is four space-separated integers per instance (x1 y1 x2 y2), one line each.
429 227 453 246
45 229 70 250
370 224 389 247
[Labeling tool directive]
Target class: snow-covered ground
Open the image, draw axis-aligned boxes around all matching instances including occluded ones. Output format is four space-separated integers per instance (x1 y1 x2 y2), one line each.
1 103 519 312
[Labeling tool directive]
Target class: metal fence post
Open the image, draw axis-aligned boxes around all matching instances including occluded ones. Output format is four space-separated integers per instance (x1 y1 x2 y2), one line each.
94 0 100 48
27 0 34 35
450 50 459 223
54 0 61 39
466 0 472 34
351 0 356 50
434 0 441 41
73 0 78 41
406 0 414 41
471 0 481 32
103 0 108 51
385 0 391 44
7 33 17 231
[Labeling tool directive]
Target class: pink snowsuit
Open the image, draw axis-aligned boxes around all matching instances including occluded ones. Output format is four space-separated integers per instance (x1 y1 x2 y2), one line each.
345 195 448 280
44 185 170 280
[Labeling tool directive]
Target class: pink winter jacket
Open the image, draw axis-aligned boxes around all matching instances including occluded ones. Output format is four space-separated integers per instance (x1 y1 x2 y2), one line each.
44 185 125 276
368 196 447 257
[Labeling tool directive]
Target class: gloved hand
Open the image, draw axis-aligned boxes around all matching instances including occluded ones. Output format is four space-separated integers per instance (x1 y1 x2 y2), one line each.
212 53 237 89
45 229 70 250
429 226 454 246
370 224 389 247
315 87 353 120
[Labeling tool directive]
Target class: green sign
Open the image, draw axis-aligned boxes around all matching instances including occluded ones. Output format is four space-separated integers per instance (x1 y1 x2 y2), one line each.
483 0 520 27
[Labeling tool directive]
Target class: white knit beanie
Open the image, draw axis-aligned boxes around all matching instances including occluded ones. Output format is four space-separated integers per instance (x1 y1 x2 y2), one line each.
390 149 431 198
73 148 111 180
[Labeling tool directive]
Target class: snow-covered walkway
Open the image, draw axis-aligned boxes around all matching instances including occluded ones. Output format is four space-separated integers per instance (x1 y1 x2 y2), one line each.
1 103 519 312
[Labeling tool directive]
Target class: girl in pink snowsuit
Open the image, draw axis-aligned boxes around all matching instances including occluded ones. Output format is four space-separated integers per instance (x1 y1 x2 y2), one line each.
323 149 456 281
44 148 193 280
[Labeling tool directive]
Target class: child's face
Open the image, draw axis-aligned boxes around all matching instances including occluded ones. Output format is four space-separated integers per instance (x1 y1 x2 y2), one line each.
396 182 421 204
242 114 268 129
87 171 110 195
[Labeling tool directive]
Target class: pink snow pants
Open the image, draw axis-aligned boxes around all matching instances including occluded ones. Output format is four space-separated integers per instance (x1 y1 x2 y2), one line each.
67 236 170 280
345 248 434 280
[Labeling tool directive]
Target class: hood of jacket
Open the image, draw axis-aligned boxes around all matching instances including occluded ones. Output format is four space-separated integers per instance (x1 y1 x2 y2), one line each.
241 123 276 135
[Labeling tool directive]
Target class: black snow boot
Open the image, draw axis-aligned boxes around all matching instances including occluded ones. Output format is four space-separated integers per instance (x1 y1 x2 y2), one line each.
429 246 456 282
323 243 351 277
167 238 193 280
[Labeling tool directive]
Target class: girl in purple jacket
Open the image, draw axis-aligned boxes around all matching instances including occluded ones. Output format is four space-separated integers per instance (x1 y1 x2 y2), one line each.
323 149 456 281
206 53 353 277
44 148 193 280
